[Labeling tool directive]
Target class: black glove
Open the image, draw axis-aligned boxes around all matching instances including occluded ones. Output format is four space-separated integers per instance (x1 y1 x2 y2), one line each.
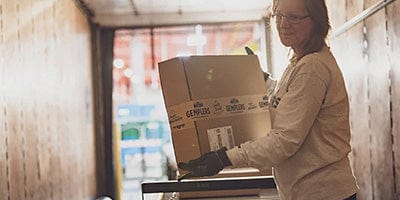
263 72 271 81
178 147 232 178
245 46 255 55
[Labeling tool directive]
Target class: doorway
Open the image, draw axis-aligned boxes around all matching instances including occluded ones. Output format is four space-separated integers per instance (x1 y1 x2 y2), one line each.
112 21 266 199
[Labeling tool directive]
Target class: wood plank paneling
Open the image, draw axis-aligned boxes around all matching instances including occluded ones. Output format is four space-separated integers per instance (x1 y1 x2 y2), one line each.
345 36 374 198
0 0 10 198
20 1 41 200
36 3 53 199
364 0 394 199
325 0 398 199
326 0 346 31
0 0 96 199
387 0 400 198
333 0 374 199
55 1 69 198
0 99 10 196
343 1 373 200
4 1 26 199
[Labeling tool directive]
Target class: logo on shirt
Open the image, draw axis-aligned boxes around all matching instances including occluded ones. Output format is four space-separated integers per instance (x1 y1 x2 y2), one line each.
271 96 281 108
258 95 270 108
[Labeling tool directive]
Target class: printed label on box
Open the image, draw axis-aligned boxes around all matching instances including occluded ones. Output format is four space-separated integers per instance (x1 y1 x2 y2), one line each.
207 126 235 151
167 94 270 132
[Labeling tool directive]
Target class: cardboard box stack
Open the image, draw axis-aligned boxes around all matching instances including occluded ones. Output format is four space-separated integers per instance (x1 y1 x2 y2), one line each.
158 55 272 198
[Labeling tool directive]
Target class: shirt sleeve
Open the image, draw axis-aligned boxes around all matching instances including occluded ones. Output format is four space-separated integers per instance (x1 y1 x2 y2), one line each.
226 63 328 170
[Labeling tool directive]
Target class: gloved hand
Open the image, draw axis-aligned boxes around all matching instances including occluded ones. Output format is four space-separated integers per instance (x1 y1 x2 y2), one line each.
178 147 232 178
244 46 275 85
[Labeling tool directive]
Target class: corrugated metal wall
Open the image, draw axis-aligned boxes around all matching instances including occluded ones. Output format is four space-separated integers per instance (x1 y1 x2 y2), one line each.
270 0 399 199
0 0 97 199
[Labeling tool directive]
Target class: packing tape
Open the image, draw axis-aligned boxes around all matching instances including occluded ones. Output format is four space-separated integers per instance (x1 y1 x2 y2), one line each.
167 94 270 131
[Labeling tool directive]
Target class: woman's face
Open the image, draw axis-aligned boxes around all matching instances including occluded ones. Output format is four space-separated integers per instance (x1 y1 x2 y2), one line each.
274 0 313 55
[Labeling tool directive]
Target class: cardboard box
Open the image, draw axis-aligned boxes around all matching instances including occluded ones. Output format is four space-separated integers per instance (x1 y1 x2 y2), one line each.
158 55 272 198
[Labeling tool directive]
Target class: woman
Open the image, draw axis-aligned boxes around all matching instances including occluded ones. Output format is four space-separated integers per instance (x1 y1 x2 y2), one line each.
178 0 359 199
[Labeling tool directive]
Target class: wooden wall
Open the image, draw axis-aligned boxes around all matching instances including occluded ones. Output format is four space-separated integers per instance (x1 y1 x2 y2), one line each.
0 0 97 199
328 0 399 199
387 2 400 199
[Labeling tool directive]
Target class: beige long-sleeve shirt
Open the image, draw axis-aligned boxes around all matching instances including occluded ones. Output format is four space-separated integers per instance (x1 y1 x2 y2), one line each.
226 46 359 200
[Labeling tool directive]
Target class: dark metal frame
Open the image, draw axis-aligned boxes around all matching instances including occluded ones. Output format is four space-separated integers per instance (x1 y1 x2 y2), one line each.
91 25 117 199
141 176 276 199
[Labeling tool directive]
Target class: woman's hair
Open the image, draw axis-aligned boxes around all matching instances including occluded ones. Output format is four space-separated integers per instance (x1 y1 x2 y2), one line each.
272 0 331 56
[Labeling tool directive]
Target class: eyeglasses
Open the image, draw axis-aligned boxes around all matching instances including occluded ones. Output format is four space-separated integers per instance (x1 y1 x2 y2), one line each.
271 12 309 24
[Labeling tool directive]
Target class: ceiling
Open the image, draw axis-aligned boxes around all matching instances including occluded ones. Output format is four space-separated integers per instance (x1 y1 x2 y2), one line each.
80 0 272 27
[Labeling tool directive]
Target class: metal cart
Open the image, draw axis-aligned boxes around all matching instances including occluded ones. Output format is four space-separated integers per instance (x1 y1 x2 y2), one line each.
141 175 279 199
